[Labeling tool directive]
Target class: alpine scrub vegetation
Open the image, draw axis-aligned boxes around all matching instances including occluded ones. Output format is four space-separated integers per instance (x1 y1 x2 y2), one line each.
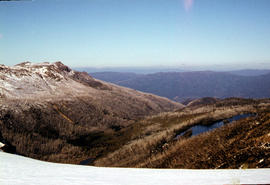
95 98 270 169
0 62 182 164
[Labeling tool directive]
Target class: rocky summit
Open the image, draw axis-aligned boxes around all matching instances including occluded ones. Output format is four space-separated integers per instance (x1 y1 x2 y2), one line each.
0 61 183 164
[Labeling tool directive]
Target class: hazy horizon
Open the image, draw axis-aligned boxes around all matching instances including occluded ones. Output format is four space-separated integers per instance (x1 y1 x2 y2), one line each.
74 65 270 75
2 60 270 74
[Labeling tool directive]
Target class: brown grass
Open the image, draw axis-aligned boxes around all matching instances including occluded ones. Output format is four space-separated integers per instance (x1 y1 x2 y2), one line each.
1 97 269 169
95 99 269 168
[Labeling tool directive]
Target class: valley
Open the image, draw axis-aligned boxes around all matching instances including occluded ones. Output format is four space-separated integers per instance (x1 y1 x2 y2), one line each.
94 98 270 169
2 0 270 183
1 62 270 170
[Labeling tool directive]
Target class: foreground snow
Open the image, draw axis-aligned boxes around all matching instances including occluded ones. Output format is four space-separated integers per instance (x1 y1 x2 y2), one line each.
1 152 270 185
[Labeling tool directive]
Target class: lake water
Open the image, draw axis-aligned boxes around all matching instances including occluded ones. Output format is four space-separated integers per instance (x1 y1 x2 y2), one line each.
176 113 255 139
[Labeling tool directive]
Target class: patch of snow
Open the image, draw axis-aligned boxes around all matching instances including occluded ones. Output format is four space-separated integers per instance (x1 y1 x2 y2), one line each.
0 142 4 148
19 62 51 67
0 62 72 98
0 152 270 185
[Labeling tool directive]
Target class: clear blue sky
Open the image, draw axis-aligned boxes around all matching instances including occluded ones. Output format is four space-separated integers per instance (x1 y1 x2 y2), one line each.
0 0 270 69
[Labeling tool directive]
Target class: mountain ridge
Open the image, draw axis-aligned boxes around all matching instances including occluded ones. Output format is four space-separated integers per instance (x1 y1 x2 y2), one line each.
0 61 183 163
90 71 270 102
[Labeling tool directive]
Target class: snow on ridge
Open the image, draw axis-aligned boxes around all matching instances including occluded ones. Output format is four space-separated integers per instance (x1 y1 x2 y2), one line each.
0 152 270 185
0 61 78 98
15 61 50 66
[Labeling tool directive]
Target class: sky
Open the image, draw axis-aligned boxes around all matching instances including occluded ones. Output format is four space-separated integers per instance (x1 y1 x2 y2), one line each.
0 0 270 69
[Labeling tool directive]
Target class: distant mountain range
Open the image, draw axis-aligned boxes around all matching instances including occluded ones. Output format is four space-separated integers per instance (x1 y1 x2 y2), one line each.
74 67 187 74
228 69 270 76
75 67 270 75
90 70 270 102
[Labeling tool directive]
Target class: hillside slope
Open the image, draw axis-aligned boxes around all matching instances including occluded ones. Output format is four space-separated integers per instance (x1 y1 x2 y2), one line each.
0 61 183 163
95 98 270 169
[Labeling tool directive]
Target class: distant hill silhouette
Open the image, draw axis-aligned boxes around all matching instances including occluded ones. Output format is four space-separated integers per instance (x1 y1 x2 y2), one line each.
228 69 270 76
91 71 270 102
90 72 143 84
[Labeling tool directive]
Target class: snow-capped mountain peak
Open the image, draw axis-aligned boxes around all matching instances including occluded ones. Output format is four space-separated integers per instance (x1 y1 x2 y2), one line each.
0 61 104 99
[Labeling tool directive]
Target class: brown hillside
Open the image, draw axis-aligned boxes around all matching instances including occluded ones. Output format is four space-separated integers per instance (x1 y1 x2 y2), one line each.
95 98 270 169
0 62 183 163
